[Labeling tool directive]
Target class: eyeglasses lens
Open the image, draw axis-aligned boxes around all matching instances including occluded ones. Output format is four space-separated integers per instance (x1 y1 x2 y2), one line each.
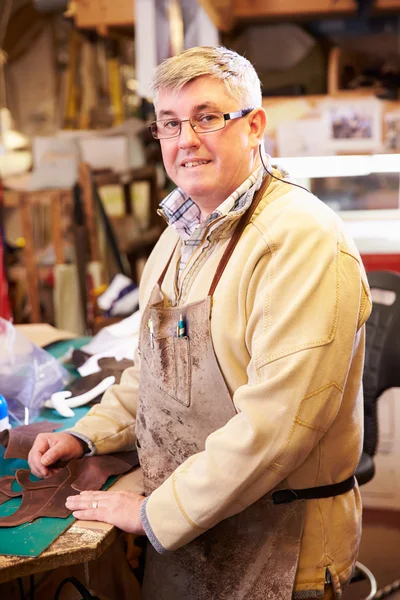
151 112 225 139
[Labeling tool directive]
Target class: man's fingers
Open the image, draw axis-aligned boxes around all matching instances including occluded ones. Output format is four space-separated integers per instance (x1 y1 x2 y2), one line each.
66 494 109 522
71 508 107 522
41 443 62 466
66 491 108 511
28 437 51 478
29 462 49 478
32 435 50 455
28 436 48 463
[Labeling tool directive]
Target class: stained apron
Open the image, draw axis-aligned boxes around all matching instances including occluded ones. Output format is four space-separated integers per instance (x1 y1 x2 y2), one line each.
134 175 312 599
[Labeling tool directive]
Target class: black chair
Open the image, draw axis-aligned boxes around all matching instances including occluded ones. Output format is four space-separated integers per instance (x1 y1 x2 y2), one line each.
351 270 400 599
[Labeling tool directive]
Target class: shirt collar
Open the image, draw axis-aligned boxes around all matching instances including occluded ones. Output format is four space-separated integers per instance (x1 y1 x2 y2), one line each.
159 165 265 240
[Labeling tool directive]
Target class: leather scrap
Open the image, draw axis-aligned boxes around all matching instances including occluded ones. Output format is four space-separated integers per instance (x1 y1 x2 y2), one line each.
69 358 134 403
0 421 60 460
0 476 22 505
0 451 139 527
70 348 92 368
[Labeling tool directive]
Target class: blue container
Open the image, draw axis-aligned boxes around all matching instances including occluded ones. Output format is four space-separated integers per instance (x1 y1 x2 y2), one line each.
0 394 10 431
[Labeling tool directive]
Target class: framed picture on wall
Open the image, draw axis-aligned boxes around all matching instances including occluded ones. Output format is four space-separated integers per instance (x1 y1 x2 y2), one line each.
384 111 400 151
322 98 383 152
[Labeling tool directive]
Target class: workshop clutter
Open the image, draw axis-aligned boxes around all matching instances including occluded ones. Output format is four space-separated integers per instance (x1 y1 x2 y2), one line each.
0 318 70 424
0 229 11 321
97 273 139 317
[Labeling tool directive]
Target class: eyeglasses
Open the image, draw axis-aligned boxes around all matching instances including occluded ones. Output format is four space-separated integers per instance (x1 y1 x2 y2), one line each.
149 108 254 140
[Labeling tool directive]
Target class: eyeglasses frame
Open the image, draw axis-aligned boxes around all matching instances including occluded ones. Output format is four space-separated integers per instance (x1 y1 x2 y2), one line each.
149 108 255 140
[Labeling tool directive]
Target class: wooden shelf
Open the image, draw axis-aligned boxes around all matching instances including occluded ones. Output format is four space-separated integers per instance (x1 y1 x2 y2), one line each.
234 0 400 20
72 0 135 30
69 0 400 33
207 0 400 31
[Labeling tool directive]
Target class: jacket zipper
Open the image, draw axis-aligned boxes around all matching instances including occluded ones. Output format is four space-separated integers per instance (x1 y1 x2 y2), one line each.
325 568 332 584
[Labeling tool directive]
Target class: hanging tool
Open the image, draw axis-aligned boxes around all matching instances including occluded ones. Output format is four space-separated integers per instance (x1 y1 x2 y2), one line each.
105 38 124 126
45 375 115 417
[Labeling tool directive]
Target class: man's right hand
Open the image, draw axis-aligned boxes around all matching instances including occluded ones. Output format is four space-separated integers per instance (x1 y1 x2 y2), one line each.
28 432 86 478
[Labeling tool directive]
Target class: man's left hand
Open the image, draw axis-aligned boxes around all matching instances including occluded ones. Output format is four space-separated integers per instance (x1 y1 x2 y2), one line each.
65 490 146 535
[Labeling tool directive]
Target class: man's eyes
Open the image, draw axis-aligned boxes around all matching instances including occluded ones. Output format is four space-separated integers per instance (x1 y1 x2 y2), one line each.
197 113 219 123
160 113 220 131
163 120 180 129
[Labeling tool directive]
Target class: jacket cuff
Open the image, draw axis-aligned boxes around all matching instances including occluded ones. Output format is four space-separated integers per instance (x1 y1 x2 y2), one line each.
143 476 207 552
140 497 169 555
66 431 97 456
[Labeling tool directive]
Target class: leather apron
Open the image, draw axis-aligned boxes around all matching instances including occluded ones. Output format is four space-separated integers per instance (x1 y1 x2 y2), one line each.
136 176 307 599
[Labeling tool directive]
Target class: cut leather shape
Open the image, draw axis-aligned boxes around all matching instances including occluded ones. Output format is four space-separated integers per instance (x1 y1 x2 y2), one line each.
0 421 60 460
69 358 135 403
0 476 22 505
71 348 92 368
0 450 139 527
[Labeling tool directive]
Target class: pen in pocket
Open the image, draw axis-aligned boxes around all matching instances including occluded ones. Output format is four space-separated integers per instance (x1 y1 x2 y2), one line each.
177 314 186 338
148 318 155 348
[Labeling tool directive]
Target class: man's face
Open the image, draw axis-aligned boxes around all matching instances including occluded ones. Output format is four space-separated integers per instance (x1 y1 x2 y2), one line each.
156 76 262 216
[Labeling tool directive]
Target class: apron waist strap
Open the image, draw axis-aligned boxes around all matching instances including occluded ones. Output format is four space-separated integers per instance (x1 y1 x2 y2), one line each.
272 475 356 505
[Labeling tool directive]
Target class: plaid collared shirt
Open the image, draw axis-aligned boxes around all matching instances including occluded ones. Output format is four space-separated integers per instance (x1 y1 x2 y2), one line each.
159 165 266 277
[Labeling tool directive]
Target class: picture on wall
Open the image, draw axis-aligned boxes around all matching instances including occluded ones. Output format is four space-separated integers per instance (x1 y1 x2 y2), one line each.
322 98 382 152
384 111 400 151
275 117 329 157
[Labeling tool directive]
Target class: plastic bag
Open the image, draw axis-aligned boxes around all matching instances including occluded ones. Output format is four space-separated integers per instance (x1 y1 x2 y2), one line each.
0 318 70 425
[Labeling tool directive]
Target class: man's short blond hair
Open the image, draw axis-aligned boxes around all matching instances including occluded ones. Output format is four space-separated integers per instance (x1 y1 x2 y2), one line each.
151 46 262 111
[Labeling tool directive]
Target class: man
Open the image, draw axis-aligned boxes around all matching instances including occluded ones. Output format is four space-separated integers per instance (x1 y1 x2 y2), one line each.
29 46 371 599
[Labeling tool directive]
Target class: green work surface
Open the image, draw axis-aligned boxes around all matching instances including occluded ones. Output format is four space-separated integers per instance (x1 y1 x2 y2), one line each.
44 336 92 379
0 337 112 558
0 407 106 557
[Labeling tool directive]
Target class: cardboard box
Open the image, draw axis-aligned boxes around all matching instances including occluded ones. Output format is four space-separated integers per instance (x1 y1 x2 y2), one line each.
75 0 134 28
15 324 77 348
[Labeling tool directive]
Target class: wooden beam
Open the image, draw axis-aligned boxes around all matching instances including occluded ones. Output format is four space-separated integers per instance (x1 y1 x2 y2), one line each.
234 0 400 20
4 4 46 62
19 193 41 323
198 0 235 32
74 0 135 29
51 191 64 266
79 163 100 262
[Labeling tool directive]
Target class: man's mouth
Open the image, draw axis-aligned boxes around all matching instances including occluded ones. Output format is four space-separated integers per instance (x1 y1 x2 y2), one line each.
181 160 210 168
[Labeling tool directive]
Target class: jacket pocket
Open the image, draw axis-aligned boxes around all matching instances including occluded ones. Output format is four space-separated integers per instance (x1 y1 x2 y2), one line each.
144 336 191 407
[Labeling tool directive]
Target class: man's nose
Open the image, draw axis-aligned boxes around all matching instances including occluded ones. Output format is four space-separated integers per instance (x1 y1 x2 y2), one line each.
178 120 201 149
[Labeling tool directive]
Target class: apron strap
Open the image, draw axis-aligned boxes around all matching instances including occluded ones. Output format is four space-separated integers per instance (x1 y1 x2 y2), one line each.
208 173 271 297
157 240 180 287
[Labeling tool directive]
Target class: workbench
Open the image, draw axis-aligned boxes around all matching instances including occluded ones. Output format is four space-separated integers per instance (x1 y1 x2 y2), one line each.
0 468 143 600
0 333 143 599
0 467 143 585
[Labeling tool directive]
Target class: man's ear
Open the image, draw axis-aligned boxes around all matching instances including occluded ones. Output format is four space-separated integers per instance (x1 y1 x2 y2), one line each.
249 107 267 149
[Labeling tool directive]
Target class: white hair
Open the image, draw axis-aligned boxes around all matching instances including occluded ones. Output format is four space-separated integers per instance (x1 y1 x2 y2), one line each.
151 46 262 111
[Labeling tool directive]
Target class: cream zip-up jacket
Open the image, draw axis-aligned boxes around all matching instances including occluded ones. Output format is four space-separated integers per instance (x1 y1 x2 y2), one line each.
71 174 371 597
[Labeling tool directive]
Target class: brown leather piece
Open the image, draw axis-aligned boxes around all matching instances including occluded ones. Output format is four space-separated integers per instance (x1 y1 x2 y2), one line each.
0 476 22 505
0 421 60 460
208 174 271 297
69 358 135 402
0 451 139 527
71 348 92 368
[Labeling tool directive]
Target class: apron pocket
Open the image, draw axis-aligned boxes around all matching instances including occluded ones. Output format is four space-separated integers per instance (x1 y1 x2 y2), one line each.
145 336 191 407
173 337 191 407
